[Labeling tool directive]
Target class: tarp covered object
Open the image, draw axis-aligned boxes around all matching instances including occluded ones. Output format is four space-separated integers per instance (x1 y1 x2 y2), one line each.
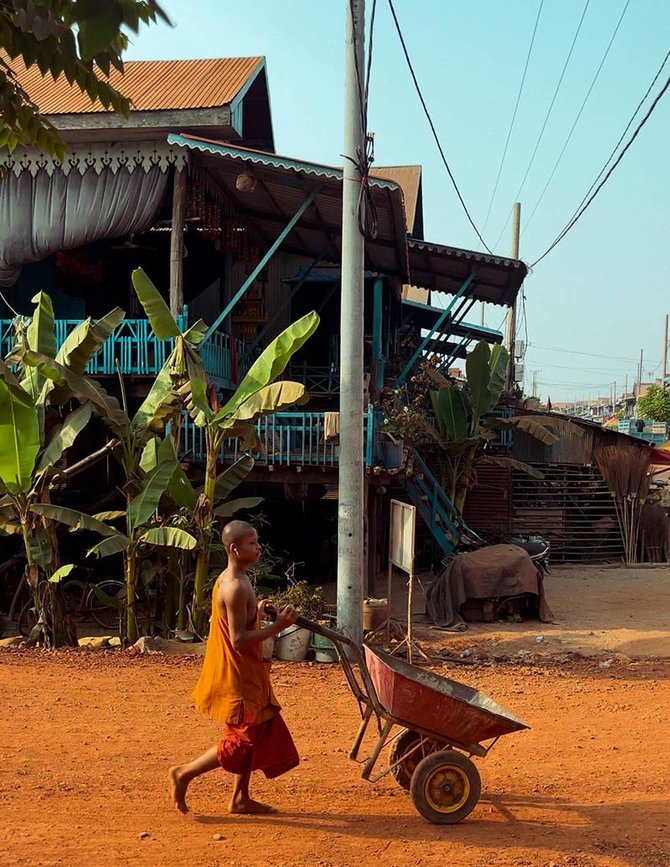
426 544 553 629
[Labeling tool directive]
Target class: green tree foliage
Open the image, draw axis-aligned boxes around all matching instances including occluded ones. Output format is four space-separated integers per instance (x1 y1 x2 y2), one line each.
637 384 670 423
0 1 168 158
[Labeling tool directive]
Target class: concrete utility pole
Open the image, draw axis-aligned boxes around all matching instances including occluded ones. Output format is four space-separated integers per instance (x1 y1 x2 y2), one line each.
337 0 365 646
506 202 521 389
638 349 644 398
663 314 669 390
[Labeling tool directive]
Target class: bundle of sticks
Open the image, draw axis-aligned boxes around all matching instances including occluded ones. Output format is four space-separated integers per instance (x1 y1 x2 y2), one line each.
595 445 651 564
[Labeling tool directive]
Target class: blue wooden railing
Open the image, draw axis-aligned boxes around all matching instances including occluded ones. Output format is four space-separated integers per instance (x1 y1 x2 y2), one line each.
181 408 376 468
0 315 244 389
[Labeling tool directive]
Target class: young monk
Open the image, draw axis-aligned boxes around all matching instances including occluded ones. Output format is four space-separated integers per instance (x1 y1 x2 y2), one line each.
169 520 299 814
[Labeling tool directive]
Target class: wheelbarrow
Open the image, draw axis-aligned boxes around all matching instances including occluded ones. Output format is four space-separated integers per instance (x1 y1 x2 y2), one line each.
296 615 529 824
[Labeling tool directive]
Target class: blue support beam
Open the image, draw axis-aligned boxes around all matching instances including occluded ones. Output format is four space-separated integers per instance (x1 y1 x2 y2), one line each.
202 184 322 344
372 276 384 393
395 270 476 386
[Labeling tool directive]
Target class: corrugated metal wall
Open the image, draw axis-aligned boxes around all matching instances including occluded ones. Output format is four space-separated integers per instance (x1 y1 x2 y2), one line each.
511 463 623 563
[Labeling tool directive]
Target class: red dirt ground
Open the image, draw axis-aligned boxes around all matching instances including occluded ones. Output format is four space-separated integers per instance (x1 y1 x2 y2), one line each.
1 650 668 867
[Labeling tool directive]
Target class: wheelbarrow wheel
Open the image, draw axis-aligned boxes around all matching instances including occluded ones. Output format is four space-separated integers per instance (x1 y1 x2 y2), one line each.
389 730 439 791
410 750 481 824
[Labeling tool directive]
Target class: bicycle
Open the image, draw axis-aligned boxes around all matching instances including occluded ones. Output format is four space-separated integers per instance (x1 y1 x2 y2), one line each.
18 578 126 636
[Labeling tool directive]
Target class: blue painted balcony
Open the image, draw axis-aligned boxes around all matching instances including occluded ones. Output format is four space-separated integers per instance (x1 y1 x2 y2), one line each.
0 314 244 390
286 363 340 396
181 409 376 469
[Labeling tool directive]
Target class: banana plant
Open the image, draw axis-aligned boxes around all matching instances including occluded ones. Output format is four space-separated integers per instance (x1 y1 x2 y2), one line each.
0 291 125 645
426 340 564 513
32 433 198 644
181 310 320 635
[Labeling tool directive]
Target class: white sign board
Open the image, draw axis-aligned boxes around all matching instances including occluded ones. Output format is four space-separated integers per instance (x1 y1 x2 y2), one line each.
389 500 416 575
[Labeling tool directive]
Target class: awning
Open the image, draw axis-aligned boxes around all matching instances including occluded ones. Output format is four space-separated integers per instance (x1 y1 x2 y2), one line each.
407 238 527 307
167 133 409 281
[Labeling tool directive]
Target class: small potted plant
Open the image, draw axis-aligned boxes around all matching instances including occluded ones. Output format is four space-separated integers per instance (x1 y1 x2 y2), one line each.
271 580 327 662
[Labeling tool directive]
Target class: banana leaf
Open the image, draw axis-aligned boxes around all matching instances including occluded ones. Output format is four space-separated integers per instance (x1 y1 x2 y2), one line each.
183 319 208 347
55 308 125 377
181 349 211 427
213 454 254 501
23 351 126 434
127 458 178 530
139 527 198 550
0 370 40 494
139 437 160 473
92 510 126 521
88 535 130 558
465 340 492 421
22 292 56 401
158 435 196 510
213 497 263 518
479 455 545 479
28 524 53 570
35 403 92 474
48 563 76 584
430 386 469 440
131 355 181 435
488 343 509 410
218 381 308 427
131 268 181 340
484 415 559 445
31 503 120 537
215 311 319 420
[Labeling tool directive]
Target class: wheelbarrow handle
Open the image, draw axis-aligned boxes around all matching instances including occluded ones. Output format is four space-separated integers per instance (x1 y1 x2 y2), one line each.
263 606 382 713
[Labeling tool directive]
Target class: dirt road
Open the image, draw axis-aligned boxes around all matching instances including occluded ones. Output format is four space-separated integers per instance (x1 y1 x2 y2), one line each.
1 650 668 867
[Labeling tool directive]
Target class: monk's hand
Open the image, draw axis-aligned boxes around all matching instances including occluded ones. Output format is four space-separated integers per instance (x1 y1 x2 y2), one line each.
276 604 298 629
257 599 274 620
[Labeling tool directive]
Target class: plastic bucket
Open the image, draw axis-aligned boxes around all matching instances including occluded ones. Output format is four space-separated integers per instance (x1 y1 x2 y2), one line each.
363 598 388 632
275 625 311 662
312 629 337 663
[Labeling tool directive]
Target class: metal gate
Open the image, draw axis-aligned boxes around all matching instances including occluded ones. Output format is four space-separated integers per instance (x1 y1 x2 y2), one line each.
511 463 623 563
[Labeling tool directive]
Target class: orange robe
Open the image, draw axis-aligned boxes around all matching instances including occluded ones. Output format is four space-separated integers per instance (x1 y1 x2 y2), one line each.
192 578 299 779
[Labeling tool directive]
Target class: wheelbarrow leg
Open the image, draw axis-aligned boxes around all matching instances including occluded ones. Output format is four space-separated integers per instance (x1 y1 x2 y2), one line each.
350 704 374 761
362 719 393 781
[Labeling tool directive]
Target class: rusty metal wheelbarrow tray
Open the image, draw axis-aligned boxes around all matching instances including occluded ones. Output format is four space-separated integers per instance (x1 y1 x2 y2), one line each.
364 644 528 746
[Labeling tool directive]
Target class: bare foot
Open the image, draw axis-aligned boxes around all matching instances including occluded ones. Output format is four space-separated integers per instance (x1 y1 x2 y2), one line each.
229 797 277 815
169 766 189 814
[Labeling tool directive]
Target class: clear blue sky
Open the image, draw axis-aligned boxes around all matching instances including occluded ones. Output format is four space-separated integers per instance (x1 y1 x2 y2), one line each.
125 0 670 403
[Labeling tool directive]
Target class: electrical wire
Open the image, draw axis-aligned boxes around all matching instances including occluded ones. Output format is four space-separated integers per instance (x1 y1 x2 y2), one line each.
531 66 670 266
493 0 592 250
522 0 631 236
530 342 661 365
482 0 545 236
387 0 493 253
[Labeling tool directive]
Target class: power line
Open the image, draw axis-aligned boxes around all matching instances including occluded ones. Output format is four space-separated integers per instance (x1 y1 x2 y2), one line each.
386 0 493 253
482 0 545 236
493 0 592 250
522 0 630 236
531 65 670 267
530 342 661 365
539 48 670 256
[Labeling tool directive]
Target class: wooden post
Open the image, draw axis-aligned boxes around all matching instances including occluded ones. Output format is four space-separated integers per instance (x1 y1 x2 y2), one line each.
170 167 187 317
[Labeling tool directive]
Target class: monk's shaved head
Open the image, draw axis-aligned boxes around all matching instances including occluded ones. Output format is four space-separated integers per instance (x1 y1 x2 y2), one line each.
222 520 257 552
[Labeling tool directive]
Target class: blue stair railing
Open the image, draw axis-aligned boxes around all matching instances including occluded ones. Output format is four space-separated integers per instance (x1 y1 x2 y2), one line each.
399 449 481 558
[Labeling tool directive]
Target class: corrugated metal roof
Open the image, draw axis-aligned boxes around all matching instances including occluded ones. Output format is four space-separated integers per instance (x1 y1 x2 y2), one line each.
407 238 528 307
8 55 264 114
372 166 422 232
167 134 409 281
